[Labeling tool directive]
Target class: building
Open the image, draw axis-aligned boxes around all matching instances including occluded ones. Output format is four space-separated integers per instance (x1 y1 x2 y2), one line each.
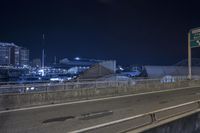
57 58 100 74
19 48 29 66
32 58 41 67
56 58 116 79
13 46 20 66
0 42 29 66
145 59 200 78
78 60 116 79
0 44 11 65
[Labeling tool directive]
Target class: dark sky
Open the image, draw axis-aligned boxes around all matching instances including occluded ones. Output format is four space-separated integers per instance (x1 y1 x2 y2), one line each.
0 0 200 65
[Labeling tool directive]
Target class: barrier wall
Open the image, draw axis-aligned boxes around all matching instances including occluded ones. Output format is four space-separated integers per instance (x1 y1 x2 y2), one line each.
0 80 200 111
143 111 200 133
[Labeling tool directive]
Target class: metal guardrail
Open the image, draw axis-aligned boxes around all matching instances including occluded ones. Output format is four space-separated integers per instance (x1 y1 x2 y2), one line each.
69 100 200 133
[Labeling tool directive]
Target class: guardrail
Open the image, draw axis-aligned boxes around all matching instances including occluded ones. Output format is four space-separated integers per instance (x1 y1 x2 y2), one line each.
69 100 200 133
0 75 200 94
0 80 130 94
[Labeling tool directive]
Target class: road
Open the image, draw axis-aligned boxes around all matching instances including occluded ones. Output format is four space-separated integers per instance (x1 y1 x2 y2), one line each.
0 86 200 133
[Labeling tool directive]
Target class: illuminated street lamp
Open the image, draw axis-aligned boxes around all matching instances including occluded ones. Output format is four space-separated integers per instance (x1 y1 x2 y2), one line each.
75 57 80 60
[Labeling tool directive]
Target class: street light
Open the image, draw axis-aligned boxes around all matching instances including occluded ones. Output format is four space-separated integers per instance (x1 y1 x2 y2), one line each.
75 57 80 60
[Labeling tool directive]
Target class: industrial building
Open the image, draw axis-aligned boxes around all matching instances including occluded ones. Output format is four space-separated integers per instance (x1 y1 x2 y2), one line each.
55 58 116 80
78 60 116 79
0 42 29 66
145 59 200 78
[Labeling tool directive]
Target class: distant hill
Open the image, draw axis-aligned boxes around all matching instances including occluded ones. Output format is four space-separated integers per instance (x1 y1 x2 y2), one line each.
175 58 200 66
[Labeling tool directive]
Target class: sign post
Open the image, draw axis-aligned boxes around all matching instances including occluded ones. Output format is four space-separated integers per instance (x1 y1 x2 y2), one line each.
188 32 191 80
188 27 200 80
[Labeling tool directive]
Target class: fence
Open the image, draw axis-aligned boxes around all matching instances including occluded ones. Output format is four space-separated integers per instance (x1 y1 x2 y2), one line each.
0 75 200 94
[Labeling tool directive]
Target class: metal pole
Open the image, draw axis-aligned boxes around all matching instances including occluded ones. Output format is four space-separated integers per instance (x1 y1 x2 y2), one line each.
188 32 192 80
42 49 45 68
42 34 45 68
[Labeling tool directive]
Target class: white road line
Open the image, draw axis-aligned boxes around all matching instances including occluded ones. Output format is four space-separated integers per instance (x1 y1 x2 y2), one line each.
0 86 199 114
69 100 200 133
69 114 145 133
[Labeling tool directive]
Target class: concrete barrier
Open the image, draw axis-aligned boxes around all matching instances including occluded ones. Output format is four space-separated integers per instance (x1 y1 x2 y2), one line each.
143 110 200 133
0 80 199 111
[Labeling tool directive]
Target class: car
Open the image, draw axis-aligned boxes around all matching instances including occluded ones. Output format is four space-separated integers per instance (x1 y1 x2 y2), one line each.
161 75 175 83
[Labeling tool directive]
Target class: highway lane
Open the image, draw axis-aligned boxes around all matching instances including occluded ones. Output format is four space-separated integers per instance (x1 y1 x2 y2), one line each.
0 87 200 133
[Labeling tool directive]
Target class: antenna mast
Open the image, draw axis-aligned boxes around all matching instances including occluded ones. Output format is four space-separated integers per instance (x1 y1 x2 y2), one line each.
42 34 45 68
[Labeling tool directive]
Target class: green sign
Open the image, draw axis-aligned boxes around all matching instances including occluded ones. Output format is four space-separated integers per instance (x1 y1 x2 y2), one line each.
190 28 200 48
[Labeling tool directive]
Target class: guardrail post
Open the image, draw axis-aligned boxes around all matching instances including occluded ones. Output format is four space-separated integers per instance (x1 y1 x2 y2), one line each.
23 85 26 93
115 78 118 88
95 81 97 88
64 84 66 90
46 85 48 92
150 113 157 123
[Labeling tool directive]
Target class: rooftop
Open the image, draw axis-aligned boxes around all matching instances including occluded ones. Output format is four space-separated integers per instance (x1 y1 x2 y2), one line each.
0 42 19 47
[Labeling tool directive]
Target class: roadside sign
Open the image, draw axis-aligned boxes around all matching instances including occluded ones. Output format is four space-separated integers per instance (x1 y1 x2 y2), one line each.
188 27 200 80
190 28 200 48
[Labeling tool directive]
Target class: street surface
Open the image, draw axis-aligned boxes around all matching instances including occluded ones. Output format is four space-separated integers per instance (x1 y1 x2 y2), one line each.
0 87 200 133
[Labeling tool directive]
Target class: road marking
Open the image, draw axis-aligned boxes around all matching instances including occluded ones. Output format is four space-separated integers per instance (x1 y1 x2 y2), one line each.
69 114 145 133
69 100 200 133
0 86 199 114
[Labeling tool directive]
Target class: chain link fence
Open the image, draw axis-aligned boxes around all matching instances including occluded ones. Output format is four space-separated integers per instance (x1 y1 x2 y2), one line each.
0 76 200 94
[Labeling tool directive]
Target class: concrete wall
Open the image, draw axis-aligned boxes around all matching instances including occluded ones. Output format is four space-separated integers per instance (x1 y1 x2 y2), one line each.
143 111 200 133
1 80 200 111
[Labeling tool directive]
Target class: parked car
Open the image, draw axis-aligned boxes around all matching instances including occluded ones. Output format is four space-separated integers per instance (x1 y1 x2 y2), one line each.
161 75 175 83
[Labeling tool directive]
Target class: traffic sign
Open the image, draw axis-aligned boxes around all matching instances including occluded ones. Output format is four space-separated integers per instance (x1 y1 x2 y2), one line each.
190 28 200 48
188 27 200 80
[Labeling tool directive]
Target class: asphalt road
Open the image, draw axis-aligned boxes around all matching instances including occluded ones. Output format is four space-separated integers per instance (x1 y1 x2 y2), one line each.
1 87 200 133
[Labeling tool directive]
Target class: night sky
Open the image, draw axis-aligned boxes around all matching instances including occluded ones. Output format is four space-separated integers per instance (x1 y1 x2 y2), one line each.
0 0 200 65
